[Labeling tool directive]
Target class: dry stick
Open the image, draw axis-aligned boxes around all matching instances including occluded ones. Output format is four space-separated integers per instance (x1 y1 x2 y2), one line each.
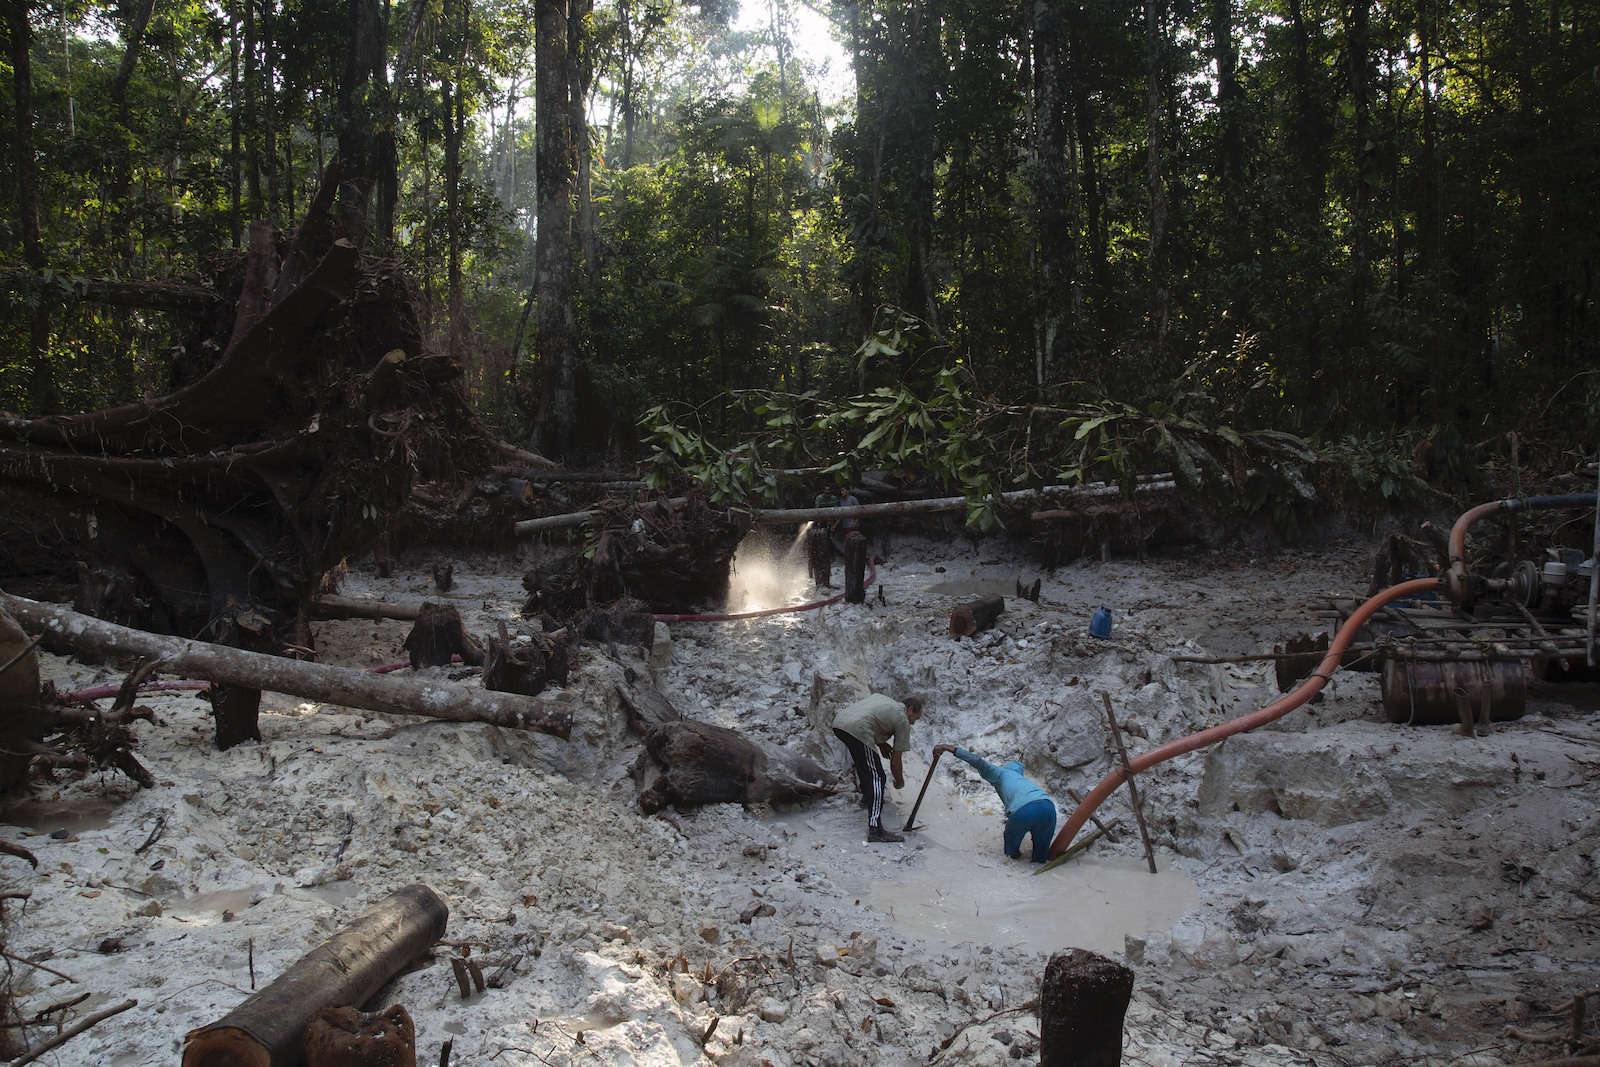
0 952 76 984
10 998 136 1066
1101 691 1158 874
902 749 944 832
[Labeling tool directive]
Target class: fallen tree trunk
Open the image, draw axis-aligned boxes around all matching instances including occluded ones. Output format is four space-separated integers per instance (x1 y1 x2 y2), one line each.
312 596 424 622
182 884 447 1067
515 477 1177 533
1 594 572 737
632 719 841 813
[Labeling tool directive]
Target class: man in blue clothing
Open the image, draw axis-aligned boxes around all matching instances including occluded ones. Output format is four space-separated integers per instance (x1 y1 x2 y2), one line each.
932 744 1057 862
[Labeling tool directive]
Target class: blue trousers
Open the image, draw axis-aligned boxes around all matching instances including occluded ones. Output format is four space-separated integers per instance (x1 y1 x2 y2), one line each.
1004 799 1057 863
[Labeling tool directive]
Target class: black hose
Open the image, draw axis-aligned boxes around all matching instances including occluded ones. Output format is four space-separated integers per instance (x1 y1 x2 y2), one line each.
1502 493 1600 511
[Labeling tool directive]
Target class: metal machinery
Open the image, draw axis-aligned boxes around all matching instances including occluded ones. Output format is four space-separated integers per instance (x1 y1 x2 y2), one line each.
1316 494 1599 729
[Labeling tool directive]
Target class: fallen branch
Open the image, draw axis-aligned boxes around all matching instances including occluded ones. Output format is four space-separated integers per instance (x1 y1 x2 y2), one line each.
10 998 137 1066
1 594 572 738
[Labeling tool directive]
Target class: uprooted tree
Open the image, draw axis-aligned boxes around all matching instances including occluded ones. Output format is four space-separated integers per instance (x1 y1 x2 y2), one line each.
0 167 557 748
0 166 549 645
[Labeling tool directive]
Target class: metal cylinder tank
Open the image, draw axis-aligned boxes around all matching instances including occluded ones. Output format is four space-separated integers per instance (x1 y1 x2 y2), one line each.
1380 659 1527 725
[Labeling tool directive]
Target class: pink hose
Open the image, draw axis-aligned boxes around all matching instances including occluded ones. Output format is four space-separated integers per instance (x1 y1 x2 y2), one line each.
653 561 878 622
1046 575 1440 860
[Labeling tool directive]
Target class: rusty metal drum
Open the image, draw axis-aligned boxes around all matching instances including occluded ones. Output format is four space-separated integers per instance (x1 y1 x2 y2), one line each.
1380 659 1527 725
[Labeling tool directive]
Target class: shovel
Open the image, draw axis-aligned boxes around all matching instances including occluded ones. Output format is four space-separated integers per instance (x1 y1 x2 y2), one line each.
901 748 944 832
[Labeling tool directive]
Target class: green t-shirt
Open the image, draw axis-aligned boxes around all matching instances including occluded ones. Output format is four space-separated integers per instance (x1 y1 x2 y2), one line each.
833 693 913 751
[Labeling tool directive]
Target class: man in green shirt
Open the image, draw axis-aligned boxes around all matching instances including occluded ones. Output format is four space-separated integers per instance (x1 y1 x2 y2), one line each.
832 693 924 842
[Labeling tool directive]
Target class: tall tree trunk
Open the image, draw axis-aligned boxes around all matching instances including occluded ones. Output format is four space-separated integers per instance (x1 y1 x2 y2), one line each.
1344 0 1374 362
1211 0 1242 261
7 3 56 414
229 0 242 247
1287 0 1326 215
244 0 262 219
444 74 464 355
536 0 578 457
1145 0 1169 359
571 0 596 275
619 0 637 168
901 4 941 333
1030 0 1078 391
1067 6 1108 328
261 0 279 225
108 0 156 264
337 0 394 245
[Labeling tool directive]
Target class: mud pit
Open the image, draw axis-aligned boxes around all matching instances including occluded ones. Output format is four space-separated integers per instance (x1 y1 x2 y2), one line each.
4 527 1599 1066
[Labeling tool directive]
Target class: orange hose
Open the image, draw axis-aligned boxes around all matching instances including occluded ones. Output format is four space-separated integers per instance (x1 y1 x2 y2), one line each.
1044 576 1440 860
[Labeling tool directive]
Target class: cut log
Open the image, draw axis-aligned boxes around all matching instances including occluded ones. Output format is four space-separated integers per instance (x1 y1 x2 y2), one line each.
182 884 446 1067
401 603 484 669
949 594 1005 638
843 532 867 604
1 594 573 737
1039 948 1134 1067
632 719 840 813
303 1005 416 1067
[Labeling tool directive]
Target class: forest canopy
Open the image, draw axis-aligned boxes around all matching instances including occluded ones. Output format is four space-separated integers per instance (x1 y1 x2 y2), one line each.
2 0 1597 514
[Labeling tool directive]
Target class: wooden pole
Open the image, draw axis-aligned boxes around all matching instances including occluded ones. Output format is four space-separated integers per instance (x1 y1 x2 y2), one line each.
1039 949 1134 1067
901 748 944 832
1101 690 1158 873
183 884 447 1067
0 594 572 738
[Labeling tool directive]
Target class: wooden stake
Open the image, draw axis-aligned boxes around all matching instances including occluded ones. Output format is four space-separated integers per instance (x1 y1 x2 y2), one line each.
1101 691 1158 874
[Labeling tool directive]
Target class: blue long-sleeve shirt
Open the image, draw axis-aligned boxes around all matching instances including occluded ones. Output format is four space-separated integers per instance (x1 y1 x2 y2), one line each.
952 749 1051 816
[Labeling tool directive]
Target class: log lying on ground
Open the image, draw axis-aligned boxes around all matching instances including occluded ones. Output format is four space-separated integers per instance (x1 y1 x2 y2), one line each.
950 594 1005 637
312 596 425 622
182 884 446 1067
621 686 839 812
2 594 572 737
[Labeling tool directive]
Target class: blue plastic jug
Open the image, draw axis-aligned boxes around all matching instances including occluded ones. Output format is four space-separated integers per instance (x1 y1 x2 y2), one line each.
1089 606 1113 639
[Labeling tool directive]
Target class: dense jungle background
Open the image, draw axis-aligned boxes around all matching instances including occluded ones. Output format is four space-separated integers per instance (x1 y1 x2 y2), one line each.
1 0 1597 523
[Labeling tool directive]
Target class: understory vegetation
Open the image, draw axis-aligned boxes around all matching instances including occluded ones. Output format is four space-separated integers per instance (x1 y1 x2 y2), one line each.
2 0 1596 521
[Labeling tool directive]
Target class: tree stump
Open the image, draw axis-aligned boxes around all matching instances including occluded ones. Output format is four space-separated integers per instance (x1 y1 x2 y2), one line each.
1039 948 1134 1067
483 621 569 697
806 523 833 588
843 531 867 604
402 603 486 669
0 606 42 790
949 594 1005 637
303 1005 416 1067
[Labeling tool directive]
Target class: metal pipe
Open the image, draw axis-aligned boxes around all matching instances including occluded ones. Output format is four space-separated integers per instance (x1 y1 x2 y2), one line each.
1045 576 1439 860
1445 492 1599 606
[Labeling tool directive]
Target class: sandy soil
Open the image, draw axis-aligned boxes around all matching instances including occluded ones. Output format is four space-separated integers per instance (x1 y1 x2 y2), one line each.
4 522 1598 1066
